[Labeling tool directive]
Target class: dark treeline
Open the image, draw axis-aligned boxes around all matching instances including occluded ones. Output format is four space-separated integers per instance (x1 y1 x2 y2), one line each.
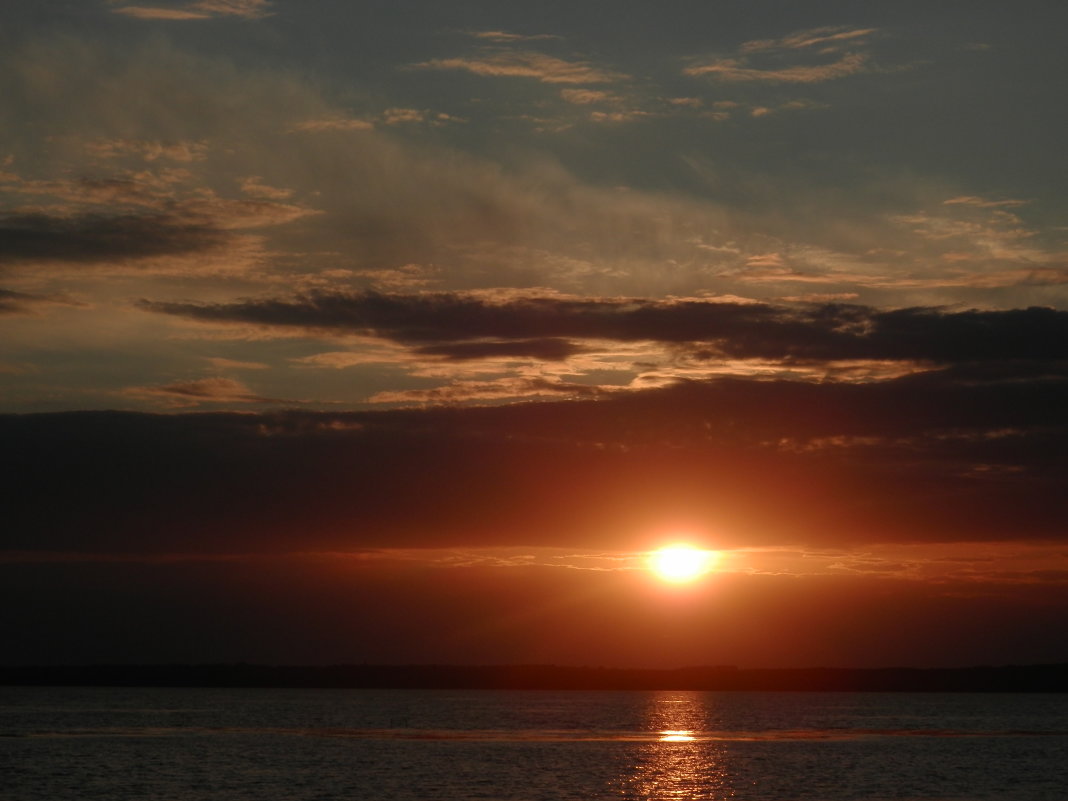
2 663 1067 692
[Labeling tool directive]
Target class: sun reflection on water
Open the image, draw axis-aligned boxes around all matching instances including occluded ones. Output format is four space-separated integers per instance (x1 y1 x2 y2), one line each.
614 691 734 800
659 729 696 742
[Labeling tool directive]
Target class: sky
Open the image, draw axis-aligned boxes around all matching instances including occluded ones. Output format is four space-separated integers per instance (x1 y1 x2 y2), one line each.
3 0 1068 668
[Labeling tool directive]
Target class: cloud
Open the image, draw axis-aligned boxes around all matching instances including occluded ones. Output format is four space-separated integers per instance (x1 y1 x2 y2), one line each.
747 99 828 117
0 201 313 272
204 357 269 370
3 169 192 210
740 26 877 54
294 108 450 131
121 377 286 407
356 264 442 291
4 555 1067 666
176 127 743 295
467 31 562 43
10 36 989 303
85 139 209 162
0 34 349 265
0 212 228 266
381 107 425 125
943 196 1030 209
685 52 868 83
413 338 585 362
686 25 875 85
885 268 1068 290
0 168 317 271
111 0 271 20
239 176 294 200
292 346 409 369
192 0 270 16
560 89 623 105
369 376 613 404
111 6 212 19
5 366 1067 556
0 35 331 153
293 118 375 132
142 292 1068 365
413 51 626 84
589 110 653 124
0 288 83 315
890 206 1056 265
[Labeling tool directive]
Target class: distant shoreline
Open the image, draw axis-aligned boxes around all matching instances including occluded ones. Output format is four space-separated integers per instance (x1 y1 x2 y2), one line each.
2 664 1066 692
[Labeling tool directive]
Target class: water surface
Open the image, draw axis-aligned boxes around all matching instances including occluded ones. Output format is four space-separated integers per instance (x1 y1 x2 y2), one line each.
2 687 1066 800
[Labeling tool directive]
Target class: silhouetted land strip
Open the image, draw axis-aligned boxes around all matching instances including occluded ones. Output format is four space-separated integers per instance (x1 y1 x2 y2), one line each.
2 664 1067 691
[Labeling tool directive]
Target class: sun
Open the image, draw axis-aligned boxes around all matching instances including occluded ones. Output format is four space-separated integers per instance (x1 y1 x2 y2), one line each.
650 544 717 584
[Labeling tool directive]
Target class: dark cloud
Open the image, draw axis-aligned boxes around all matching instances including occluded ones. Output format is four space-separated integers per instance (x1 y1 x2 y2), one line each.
143 291 1068 364
4 368 1066 556
0 212 226 265
3 558 1067 667
0 288 81 314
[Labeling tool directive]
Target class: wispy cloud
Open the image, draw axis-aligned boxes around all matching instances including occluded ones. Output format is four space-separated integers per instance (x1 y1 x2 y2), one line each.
381 107 425 125
121 376 285 407
467 30 561 43
239 176 293 200
85 138 208 162
111 0 271 20
293 117 375 132
891 202 1057 265
943 196 1030 209
687 25 875 84
748 99 828 117
686 52 868 83
192 0 270 16
0 288 84 315
589 110 654 124
204 357 269 370
413 51 625 84
740 26 877 54
559 89 623 105
0 168 316 272
293 108 454 132
111 6 210 19
369 376 612 405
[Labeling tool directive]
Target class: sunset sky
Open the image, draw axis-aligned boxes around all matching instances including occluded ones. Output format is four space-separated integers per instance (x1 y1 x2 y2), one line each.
3 0 1068 668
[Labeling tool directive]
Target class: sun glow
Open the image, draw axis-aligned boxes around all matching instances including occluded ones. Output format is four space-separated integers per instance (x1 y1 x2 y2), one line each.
650 544 717 583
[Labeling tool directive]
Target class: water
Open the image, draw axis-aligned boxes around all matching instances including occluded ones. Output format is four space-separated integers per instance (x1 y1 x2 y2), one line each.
2 686 1066 800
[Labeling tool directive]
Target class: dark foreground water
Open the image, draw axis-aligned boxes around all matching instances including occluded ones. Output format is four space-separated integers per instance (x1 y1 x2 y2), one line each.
2 686 1066 800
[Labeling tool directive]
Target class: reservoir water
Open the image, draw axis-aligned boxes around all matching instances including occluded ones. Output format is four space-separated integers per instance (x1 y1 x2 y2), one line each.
2 686 1066 800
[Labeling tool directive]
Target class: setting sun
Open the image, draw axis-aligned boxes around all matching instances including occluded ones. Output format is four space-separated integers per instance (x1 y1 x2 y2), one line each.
650 545 717 584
